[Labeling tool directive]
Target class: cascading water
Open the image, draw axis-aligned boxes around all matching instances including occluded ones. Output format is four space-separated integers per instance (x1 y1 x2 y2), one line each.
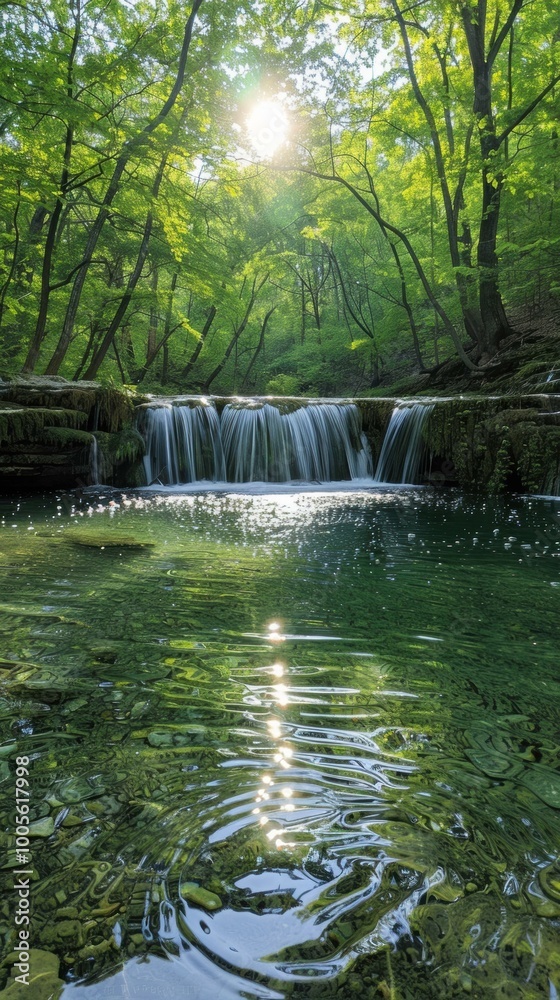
221 402 372 482
139 400 372 485
89 435 101 485
374 402 433 484
142 402 224 485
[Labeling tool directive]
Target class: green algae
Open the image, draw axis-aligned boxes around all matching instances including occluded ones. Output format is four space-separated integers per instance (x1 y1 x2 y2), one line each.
65 532 155 550
421 396 560 492
1 950 63 1000
0 406 87 445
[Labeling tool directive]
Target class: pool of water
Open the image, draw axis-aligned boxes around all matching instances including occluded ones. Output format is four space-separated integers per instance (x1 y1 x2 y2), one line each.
0 488 559 999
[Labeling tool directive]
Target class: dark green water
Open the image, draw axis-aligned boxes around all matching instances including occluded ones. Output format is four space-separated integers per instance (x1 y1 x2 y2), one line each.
0 488 559 999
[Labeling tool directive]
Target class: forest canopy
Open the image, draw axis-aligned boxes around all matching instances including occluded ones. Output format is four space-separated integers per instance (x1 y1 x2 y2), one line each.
1 0 559 395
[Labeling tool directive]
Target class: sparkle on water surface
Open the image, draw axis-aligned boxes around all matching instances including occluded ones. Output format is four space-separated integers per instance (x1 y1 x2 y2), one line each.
0 486 559 999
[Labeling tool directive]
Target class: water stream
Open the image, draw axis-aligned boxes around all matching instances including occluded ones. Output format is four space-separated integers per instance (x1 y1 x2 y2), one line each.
0 488 559 999
373 403 433 485
140 401 373 486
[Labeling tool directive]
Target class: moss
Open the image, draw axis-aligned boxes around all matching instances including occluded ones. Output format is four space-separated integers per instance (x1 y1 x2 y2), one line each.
0 406 87 445
420 396 560 492
0 452 88 466
38 427 95 448
65 533 155 549
486 429 514 493
2 377 136 432
104 425 145 463
355 399 394 462
509 423 560 494
84 425 145 486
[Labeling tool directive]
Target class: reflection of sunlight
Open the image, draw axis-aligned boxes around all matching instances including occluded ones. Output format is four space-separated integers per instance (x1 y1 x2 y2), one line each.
268 621 285 643
268 719 282 739
273 683 288 706
254 660 297 847
273 745 292 766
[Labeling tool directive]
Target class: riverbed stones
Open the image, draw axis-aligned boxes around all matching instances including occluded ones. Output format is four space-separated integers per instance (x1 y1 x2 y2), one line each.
65 532 154 549
28 817 54 838
1 949 63 1000
180 882 222 910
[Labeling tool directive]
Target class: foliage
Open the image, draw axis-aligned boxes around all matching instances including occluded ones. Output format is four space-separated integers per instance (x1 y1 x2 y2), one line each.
1 0 559 391
265 374 302 396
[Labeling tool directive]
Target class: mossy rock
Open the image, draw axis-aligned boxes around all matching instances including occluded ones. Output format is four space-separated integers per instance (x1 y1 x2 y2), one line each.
65 533 155 550
417 395 560 491
38 427 95 448
0 407 87 445
1 376 136 432
180 882 222 910
102 425 145 462
1 949 63 1000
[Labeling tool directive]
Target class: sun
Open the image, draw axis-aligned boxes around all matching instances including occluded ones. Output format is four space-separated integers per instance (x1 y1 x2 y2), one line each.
246 100 289 159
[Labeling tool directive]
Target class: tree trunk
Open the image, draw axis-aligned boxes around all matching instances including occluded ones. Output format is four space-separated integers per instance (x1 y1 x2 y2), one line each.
240 305 276 390
146 267 159 366
43 0 204 374
201 276 267 392
460 1 522 355
73 319 100 380
478 147 511 354
180 303 216 382
22 2 81 371
80 154 168 380
0 185 21 341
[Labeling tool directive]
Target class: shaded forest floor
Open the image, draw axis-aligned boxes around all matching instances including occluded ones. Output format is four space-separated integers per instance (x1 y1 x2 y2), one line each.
370 303 560 398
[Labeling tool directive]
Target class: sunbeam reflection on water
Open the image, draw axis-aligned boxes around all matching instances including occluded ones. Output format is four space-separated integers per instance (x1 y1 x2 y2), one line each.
0 489 558 999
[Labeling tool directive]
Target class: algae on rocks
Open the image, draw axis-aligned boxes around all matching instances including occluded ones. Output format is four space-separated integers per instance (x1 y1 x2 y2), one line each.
354 399 394 466
0 375 137 433
421 395 560 493
0 376 146 490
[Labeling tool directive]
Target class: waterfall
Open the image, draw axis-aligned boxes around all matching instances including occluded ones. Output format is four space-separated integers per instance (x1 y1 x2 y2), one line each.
140 400 372 485
142 402 224 485
89 435 101 485
374 402 432 484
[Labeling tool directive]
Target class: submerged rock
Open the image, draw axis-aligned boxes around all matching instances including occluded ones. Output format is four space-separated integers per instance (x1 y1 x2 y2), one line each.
538 861 560 903
1 949 63 1000
28 817 54 838
180 882 222 910
65 533 154 550
147 732 174 747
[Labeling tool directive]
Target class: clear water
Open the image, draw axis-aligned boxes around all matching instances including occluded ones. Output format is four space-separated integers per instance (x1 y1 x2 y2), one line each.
0 488 559 1000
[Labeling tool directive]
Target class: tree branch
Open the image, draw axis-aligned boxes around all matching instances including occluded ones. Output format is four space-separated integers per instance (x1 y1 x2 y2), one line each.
487 0 523 69
497 73 560 146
